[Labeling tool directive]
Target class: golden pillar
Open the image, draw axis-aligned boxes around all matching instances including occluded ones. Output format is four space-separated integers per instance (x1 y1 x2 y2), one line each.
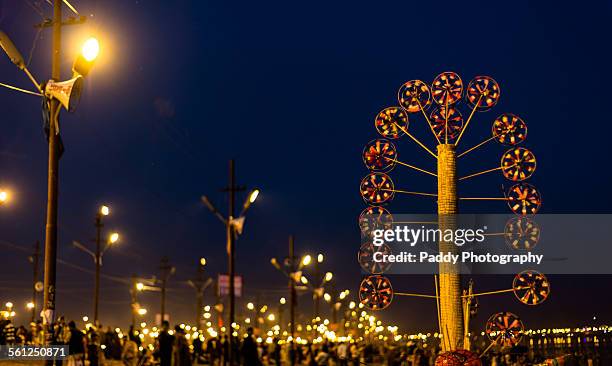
437 144 463 351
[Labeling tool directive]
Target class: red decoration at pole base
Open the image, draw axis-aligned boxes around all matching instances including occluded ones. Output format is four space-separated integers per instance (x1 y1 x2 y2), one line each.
435 350 481 366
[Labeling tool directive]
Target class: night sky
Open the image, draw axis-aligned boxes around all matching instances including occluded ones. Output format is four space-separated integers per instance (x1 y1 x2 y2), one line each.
1 0 611 333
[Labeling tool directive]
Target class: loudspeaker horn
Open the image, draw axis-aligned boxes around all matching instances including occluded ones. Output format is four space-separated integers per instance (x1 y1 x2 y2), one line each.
44 76 83 113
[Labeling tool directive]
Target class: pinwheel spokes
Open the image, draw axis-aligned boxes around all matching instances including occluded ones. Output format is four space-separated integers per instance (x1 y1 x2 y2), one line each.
485 312 524 346
504 216 540 251
358 206 393 236
501 147 537 182
466 76 501 111
362 139 397 172
360 173 395 205
359 275 394 310
507 183 542 216
398 80 431 113
358 242 392 274
493 114 527 146
513 270 550 305
430 106 464 141
432 72 463 106
375 107 408 139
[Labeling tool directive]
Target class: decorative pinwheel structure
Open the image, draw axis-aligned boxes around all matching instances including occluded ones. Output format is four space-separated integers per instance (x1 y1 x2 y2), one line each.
358 72 546 355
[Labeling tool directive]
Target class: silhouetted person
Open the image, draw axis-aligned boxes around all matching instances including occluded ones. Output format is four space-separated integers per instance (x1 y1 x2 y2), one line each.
240 327 260 366
157 321 175 366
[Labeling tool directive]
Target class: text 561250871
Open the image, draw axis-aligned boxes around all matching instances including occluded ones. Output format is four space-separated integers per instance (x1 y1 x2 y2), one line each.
0 346 68 360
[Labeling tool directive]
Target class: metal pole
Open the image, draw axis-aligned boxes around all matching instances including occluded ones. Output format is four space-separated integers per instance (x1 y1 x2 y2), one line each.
160 257 171 325
227 159 236 366
31 241 40 323
42 0 61 347
314 260 319 321
196 261 204 328
289 235 296 366
130 275 137 328
94 215 102 323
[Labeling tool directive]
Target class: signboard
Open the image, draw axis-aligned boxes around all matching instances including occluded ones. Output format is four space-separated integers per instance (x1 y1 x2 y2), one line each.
218 274 242 297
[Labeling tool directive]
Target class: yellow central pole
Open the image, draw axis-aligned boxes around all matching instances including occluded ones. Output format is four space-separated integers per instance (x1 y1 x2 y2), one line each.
437 144 464 351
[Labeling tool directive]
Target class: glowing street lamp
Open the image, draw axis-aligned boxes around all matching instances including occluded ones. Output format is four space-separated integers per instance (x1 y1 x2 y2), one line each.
26 302 35 310
302 255 312 266
324 272 334 283
100 205 110 216
279 297 286 305
136 283 145 291
200 257 207 266
317 254 324 263
138 308 147 316
81 38 99 62
0 190 8 205
72 37 99 77
247 302 255 311
109 232 119 244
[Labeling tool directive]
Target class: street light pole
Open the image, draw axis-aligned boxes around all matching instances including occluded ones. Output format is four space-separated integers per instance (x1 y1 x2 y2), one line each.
159 257 173 325
202 159 259 366
289 235 296 366
42 0 61 345
227 160 236 366
314 257 319 321
94 213 103 323
29 241 40 323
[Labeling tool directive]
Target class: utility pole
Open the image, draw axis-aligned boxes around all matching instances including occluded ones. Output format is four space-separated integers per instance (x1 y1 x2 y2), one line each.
28 241 40 323
221 159 245 366
94 214 103 323
42 0 62 346
227 160 236 366
188 258 211 329
201 159 259 366
289 235 296 366
313 258 320 321
130 275 137 328
159 257 174 325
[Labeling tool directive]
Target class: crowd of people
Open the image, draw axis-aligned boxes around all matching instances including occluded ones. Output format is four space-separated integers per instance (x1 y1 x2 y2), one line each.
1 317 609 366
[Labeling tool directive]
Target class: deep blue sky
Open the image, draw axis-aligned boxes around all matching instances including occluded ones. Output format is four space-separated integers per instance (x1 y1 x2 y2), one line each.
1 0 611 332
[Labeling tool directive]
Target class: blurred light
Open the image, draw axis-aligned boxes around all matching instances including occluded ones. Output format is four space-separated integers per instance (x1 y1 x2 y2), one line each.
5 302 13 309
200 257 207 266
100 205 110 216
302 255 312 266
247 302 254 310
248 189 260 203
279 297 286 305
0 190 8 204
267 314 275 321
82 316 89 322
324 272 333 282
109 232 119 244
26 302 34 310
323 293 331 302
81 37 100 62
317 253 324 263
300 276 308 284
138 308 147 315
136 283 144 291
